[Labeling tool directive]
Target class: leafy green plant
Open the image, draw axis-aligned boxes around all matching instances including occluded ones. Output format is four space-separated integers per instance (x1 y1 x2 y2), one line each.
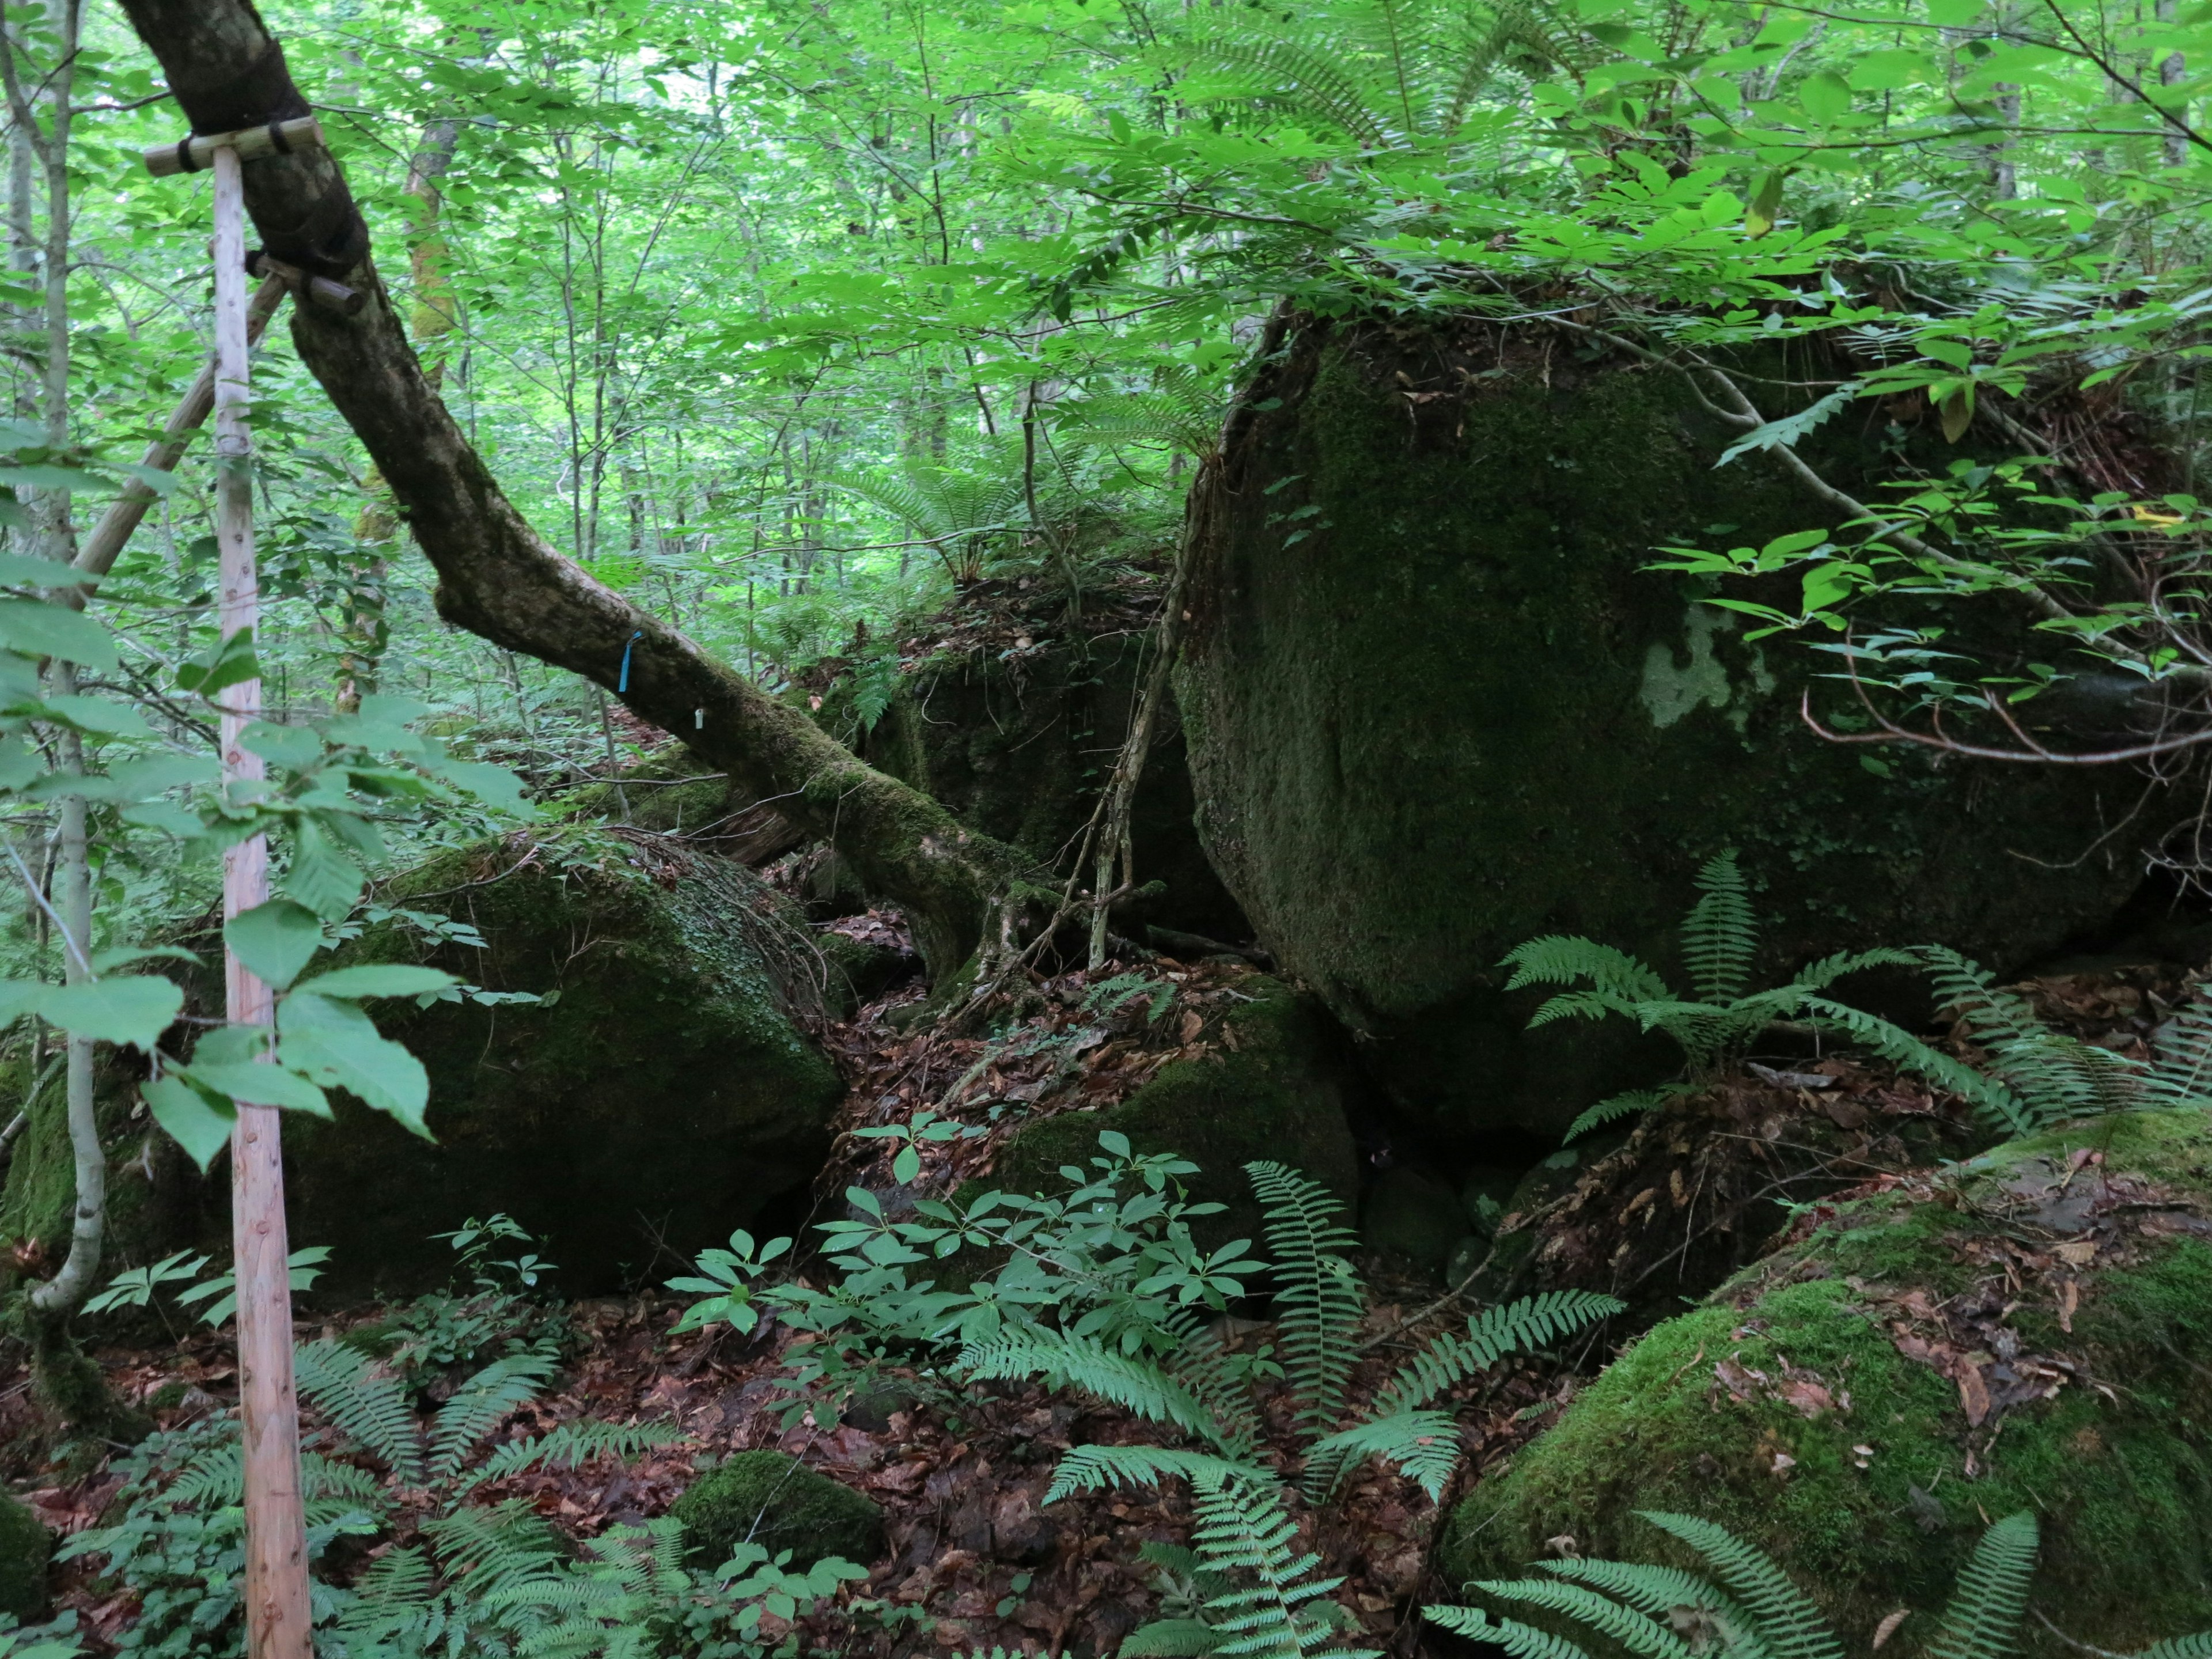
1500 851 2035 1139
84 1246 330 1326
963 1161 1620 1501
0 1615 86 1659
1427 1509 2212 1659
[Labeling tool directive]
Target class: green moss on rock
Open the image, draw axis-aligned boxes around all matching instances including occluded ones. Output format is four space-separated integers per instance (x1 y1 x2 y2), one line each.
1177 313 2157 1141
978 977 1360 1248
1438 1111 2212 1650
278 834 843 1297
0 1490 48 1619
669 1450 884 1569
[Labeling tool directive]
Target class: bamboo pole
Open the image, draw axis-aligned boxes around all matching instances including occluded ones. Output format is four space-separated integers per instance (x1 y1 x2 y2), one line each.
211 139 312 1659
143 115 322 177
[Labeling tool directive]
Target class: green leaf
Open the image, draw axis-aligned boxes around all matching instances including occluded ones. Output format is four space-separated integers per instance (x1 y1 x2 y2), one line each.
183 1060 334 1118
291 965 460 1000
1797 70 1852 123
34 694 156 738
241 721 325 771
0 597 118 670
431 757 532 812
278 991 431 1137
0 552 95 589
39 976 183 1048
283 820 365 921
176 628 260 696
225 899 327 991
143 1074 236 1171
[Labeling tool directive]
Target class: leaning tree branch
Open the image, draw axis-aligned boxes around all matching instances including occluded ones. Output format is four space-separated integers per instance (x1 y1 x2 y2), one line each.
112 0 1031 974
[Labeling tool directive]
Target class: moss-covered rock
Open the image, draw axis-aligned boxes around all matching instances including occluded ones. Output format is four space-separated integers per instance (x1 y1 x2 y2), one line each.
1176 312 2157 1142
277 834 842 1297
863 632 1247 942
0 1490 48 1619
669 1450 884 1569
978 977 1361 1248
1438 1111 2212 1649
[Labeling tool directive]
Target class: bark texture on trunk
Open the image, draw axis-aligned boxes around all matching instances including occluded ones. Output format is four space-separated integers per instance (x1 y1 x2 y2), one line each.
114 0 1028 973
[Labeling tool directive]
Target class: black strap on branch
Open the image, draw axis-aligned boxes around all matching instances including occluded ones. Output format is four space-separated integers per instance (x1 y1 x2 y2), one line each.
173 136 198 173
165 37 369 279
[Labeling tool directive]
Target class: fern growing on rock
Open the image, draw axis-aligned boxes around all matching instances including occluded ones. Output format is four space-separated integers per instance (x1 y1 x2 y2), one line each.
1500 851 2040 1139
961 1160 1620 1502
1427 1509 2212 1659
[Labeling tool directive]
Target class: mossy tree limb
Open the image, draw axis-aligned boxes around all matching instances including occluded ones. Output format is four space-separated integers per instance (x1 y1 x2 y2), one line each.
112 0 1030 976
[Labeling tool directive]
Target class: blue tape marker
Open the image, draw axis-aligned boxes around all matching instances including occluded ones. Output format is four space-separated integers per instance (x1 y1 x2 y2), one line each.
617 630 643 694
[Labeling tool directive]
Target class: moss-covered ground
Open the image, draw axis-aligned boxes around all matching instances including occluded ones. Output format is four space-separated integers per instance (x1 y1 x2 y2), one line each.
1441 1111 2212 1647
670 1449 885 1569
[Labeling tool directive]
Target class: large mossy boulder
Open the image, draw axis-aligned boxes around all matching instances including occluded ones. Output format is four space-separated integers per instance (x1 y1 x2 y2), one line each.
861 613 1247 942
279 835 843 1297
670 1450 885 1569
977 976 1361 1245
1438 1111 2212 1649
1175 311 2156 1142
0 1490 47 1618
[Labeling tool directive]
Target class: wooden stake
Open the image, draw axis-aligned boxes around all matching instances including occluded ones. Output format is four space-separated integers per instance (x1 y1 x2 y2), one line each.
212 140 312 1659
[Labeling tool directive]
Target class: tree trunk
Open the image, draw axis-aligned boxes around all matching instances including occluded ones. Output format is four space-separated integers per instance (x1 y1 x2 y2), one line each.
112 0 1030 974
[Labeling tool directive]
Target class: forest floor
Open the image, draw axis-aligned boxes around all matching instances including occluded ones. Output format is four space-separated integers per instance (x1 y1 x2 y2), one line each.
4 907 2200 1656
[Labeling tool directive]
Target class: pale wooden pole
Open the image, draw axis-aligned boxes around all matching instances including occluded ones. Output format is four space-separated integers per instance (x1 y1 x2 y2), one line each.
211 137 313 1659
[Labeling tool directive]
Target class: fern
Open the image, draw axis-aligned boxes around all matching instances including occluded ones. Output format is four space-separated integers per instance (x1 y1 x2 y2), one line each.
1434 1512 2212 1659
1923 1512 2039 1659
1501 937 1671 1007
1424 1606 1595 1659
1180 1465 1374 1659
1637 1512 1843 1659
2150 986 2212 1103
1683 851 1759 1004
428 1350 560 1481
961 1327 1252 1457
1301 1411 1461 1500
1372 1290 1624 1416
1562 1086 1684 1143
1045 1444 1270 1504
295 1337 426 1484
1247 1161 1365 1435
1464 1579 1698 1659
463 1419 683 1491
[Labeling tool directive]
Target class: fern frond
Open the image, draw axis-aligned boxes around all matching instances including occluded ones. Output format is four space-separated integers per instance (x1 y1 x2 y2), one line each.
1469 1578 1695 1659
1563 1087 1682 1143
463 1418 683 1491
1302 1410 1460 1500
1372 1290 1623 1415
1044 1445 1270 1505
1423 1605 1595 1659
2149 986 2212 1103
1635 1512 1843 1659
1169 1328 1270 1460
1525 988 1645 1030
423 1499 567 1595
1781 947 1924 993
428 1351 558 1482
1925 1512 2037 1659
342 1541 434 1616
2131 1636 2212 1659
296 1337 425 1484
1501 937 1672 1003
1190 34 1393 146
963 1330 1245 1455
1247 1162 1366 1435
1683 851 1758 1005
1123 1620 1231 1657
1796 997 2031 1134
1542 1556 1746 1626
1185 1467 1372 1659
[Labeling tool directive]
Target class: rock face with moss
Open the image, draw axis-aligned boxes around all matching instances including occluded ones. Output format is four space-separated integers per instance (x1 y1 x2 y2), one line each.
1438 1111 2212 1649
978 976 1361 1246
0 1490 47 1618
1176 312 2156 1140
278 835 843 1297
670 1450 885 1569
